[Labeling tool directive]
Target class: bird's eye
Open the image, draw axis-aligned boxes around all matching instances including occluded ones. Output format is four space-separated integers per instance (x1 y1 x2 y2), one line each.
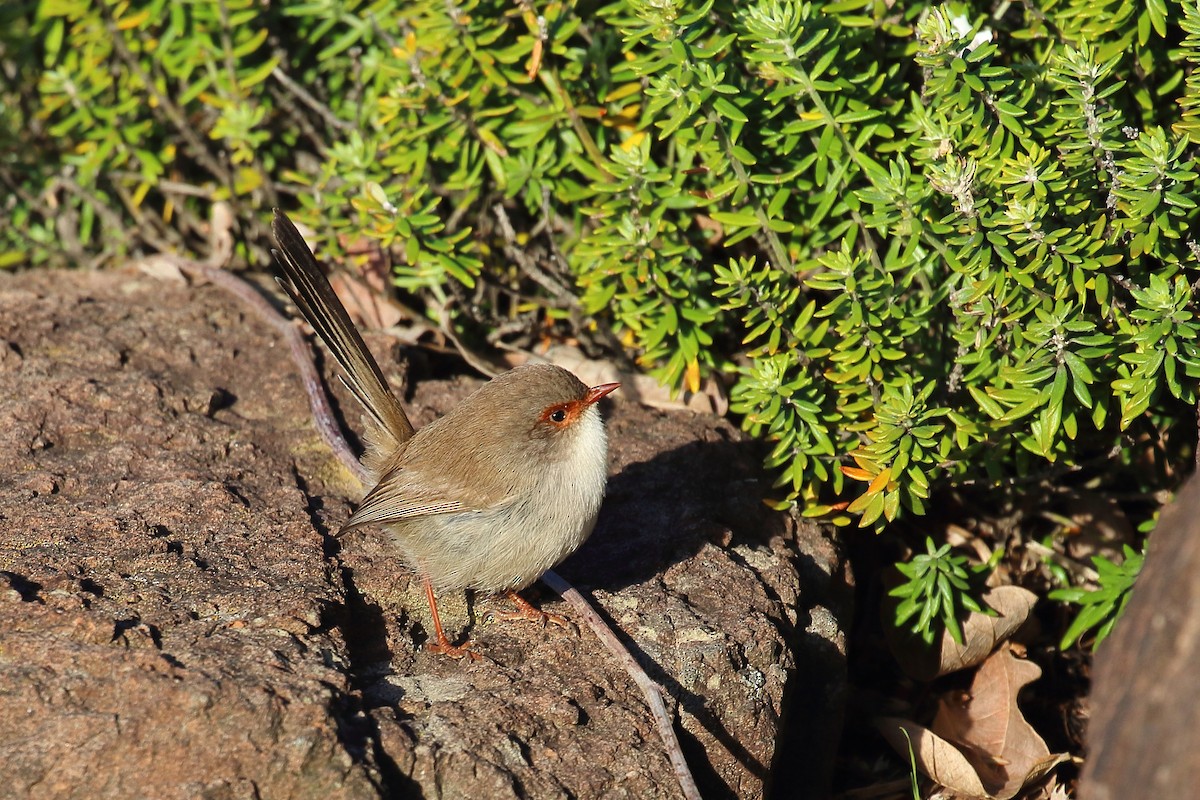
549 408 567 423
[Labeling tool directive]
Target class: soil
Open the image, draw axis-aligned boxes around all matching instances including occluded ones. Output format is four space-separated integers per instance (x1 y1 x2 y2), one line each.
0 268 851 799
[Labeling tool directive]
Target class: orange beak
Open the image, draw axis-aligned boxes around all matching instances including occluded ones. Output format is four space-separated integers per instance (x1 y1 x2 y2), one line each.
584 382 620 405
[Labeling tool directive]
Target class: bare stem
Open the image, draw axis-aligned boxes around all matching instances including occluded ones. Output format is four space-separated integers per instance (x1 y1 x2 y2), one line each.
540 569 702 800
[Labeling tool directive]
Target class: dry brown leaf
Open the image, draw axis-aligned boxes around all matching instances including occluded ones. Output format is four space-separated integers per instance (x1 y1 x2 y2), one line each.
878 645 1068 799
328 271 406 331
1021 753 1073 795
886 586 1037 680
1047 780 1071 800
877 716 998 799
931 645 1069 799
134 255 188 284
1058 491 1133 564
946 523 997 566
208 200 235 262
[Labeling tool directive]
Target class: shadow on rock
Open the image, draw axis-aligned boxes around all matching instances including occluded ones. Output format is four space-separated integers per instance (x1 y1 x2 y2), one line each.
560 434 785 593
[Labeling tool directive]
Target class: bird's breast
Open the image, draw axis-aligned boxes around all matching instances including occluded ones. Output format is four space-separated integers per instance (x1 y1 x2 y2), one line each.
399 404 610 592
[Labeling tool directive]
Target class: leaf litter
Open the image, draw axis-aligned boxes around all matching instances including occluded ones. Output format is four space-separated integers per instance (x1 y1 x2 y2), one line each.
879 644 1069 799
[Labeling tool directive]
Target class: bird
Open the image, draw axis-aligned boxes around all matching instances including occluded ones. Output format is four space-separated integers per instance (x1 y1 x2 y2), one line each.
270 209 618 658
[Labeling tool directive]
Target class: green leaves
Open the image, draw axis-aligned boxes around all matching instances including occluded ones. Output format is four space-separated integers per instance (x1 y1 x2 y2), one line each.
890 537 997 646
1178 3 1200 143
7 0 1200 540
1113 274 1200 427
844 381 946 527
16 0 279 258
1049 544 1145 650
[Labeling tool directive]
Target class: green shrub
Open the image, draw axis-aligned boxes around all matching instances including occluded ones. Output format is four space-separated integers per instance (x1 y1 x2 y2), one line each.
1050 543 1145 650
890 536 999 646
6 0 1200 540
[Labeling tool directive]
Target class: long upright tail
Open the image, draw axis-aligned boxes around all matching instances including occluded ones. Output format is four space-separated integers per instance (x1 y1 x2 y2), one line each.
270 209 415 453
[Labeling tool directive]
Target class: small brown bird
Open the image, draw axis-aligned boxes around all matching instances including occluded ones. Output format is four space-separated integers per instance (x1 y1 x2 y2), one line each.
270 210 618 658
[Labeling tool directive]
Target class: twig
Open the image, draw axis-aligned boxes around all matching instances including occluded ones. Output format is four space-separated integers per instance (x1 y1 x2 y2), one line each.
107 172 215 199
540 570 702 800
110 180 187 253
538 185 573 276
432 299 505 379
175 221 701 800
491 202 576 304
270 63 353 132
1024 540 1100 584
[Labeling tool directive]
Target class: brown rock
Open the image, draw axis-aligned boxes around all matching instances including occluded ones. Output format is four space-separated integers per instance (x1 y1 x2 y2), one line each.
1080 474 1200 800
0 268 847 799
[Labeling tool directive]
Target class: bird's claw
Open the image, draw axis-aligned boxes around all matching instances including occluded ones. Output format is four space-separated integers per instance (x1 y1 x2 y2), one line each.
425 637 483 661
491 590 577 634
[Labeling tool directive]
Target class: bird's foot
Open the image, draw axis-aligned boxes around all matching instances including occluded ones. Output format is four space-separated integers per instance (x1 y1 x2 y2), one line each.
489 590 576 633
421 576 482 660
424 634 482 661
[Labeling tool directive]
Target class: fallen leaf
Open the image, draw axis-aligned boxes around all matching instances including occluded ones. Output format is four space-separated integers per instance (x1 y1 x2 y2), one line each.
931 645 1069 799
207 200 235 262
878 646 1068 798
877 716 998 798
1058 491 1134 564
946 523 997 566
329 270 406 331
134 254 188 284
886 585 1037 679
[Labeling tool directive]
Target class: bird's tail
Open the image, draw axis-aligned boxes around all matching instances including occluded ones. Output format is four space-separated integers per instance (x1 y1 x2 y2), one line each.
270 209 415 458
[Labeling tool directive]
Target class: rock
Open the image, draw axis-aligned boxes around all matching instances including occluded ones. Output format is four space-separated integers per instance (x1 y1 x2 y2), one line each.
1079 474 1200 800
0 268 847 799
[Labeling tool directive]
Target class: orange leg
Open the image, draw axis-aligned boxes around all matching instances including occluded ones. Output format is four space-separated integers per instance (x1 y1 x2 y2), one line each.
421 577 480 661
491 590 574 632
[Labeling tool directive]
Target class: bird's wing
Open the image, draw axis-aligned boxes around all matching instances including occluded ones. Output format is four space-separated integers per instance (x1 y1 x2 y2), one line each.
339 460 510 534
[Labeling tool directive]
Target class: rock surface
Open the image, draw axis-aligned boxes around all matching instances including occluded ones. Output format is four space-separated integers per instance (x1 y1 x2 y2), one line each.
1080 474 1200 800
0 268 847 799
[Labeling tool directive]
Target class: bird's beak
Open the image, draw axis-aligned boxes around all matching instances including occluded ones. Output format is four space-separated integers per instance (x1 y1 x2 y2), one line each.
583 382 620 405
